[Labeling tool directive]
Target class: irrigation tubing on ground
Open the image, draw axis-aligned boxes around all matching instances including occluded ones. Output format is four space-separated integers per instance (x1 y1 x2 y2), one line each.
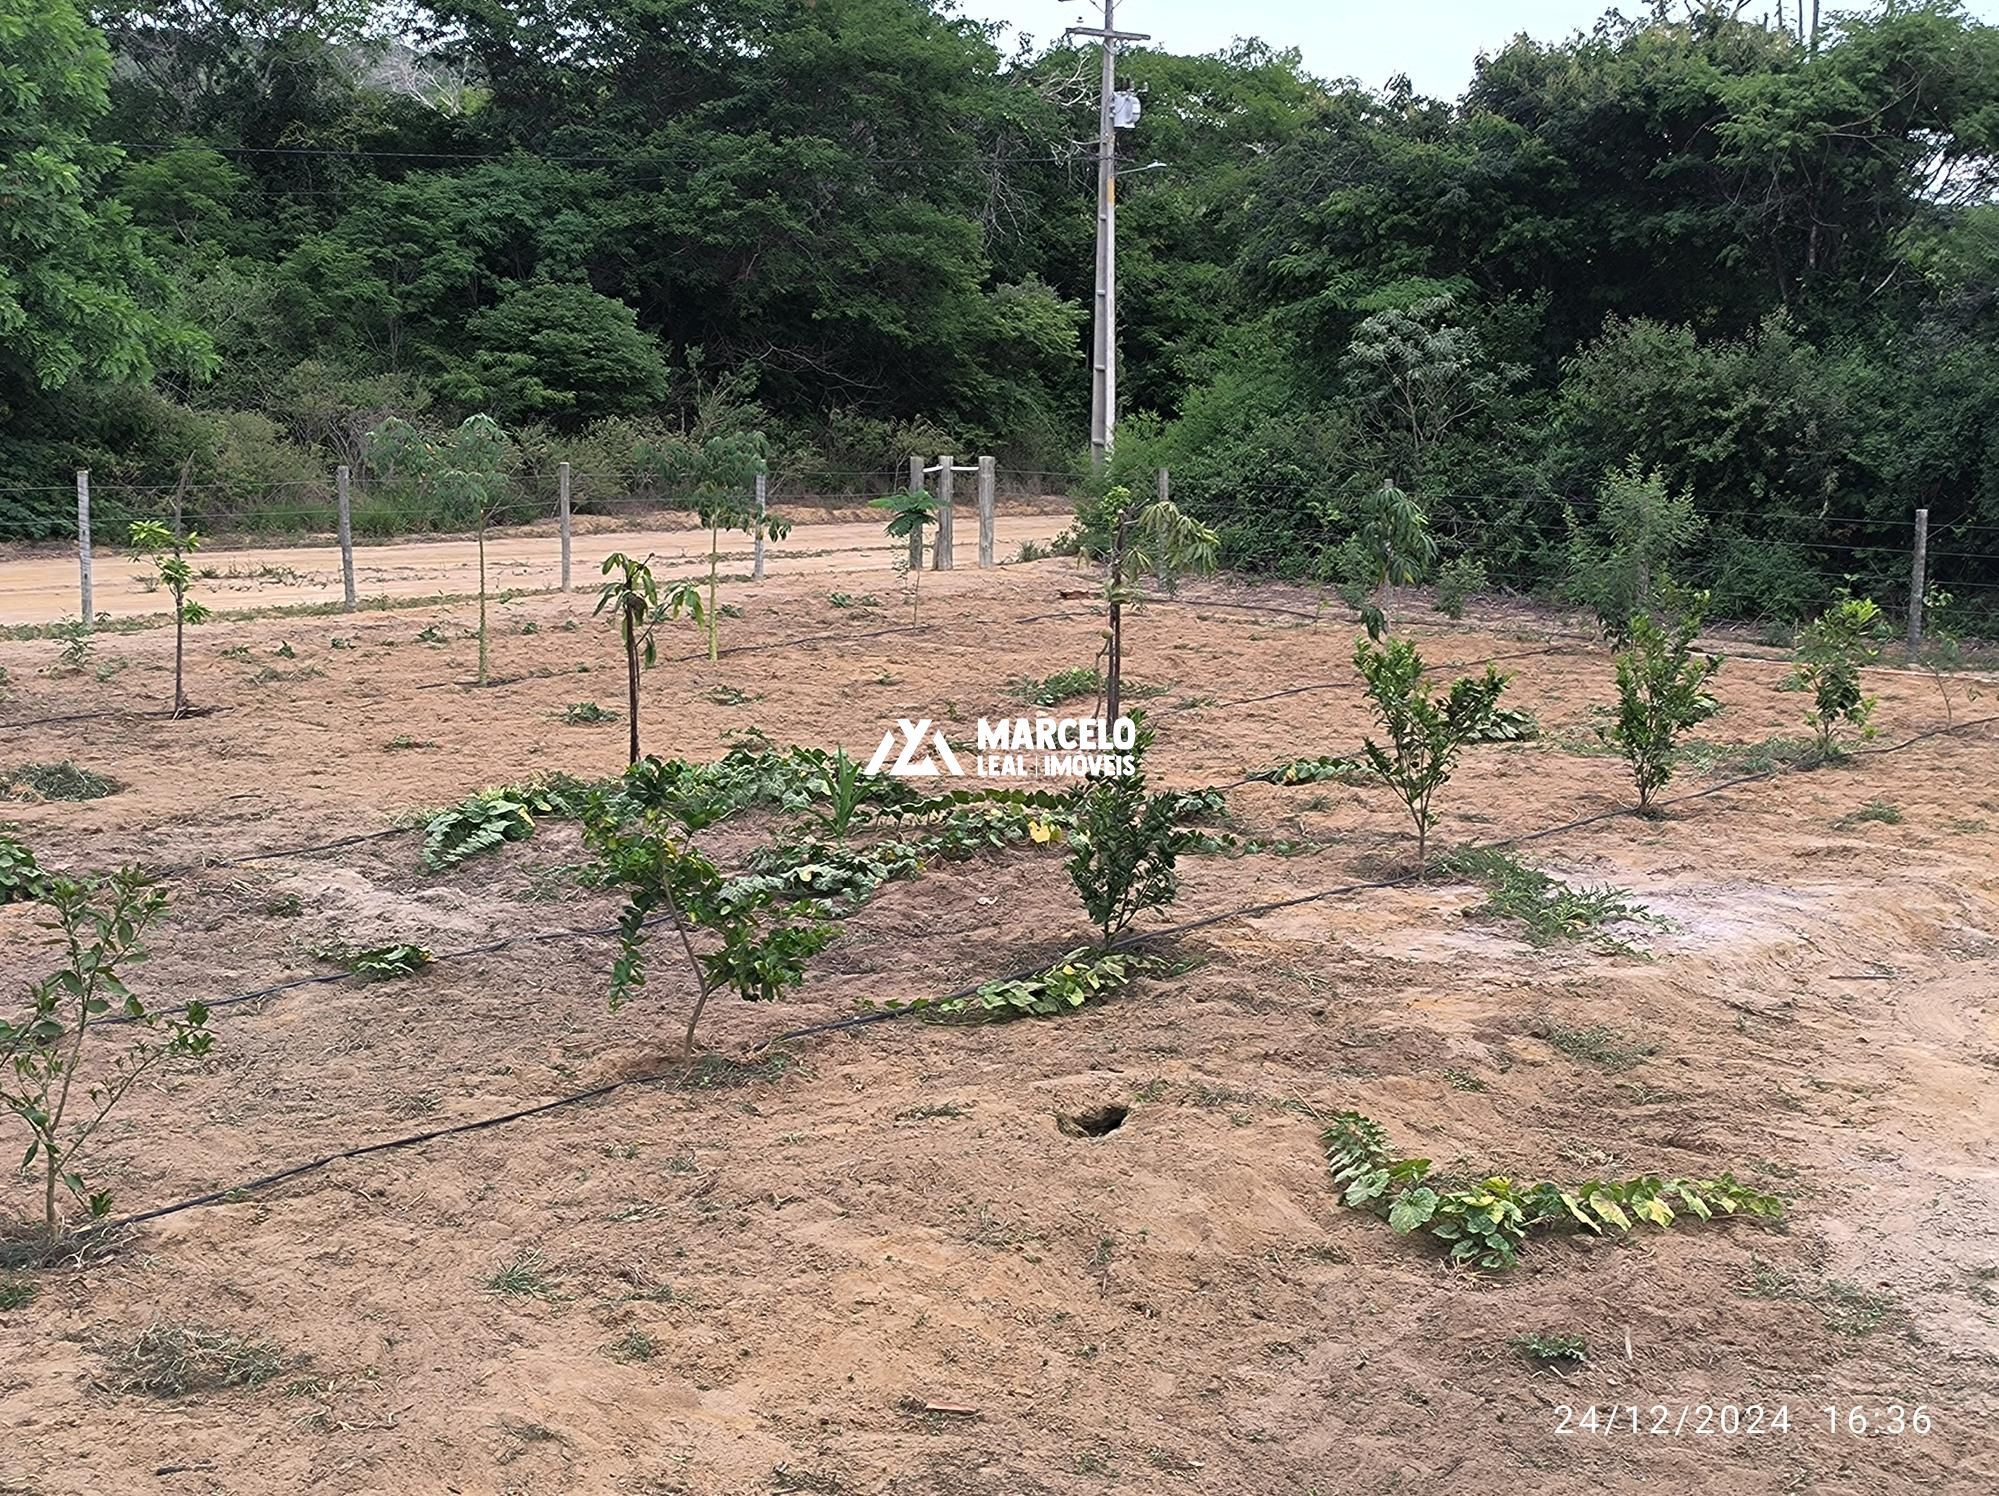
94 708 1998 1233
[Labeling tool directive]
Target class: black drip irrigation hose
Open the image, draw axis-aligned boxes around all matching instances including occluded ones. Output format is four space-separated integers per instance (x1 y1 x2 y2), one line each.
97 708 1997 1233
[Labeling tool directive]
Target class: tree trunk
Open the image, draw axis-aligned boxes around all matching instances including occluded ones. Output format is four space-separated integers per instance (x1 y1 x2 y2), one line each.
476 518 489 686
173 603 186 716
1106 597 1123 727
625 611 641 764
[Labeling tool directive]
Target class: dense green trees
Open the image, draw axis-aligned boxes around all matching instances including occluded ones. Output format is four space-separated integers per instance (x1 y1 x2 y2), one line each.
3 0 1996 622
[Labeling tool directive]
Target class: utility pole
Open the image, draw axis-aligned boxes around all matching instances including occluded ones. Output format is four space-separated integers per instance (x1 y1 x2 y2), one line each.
1068 1 1148 472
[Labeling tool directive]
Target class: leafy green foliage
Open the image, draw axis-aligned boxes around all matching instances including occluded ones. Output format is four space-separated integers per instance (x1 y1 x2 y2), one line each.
1434 554 1489 621
1352 637 1509 864
0 869 211 1243
327 943 433 983
1250 754 1376 786
1322 1111 1782 1272
1 761 119 802
1433 848 1654 949
595 551 702 762
0 833 47 904
1011 668 1101 707
1606 587 1724 811
562 701 616 725
1082 486 1219 722
879 948 1152 1023
1564 458 1704 638
1793 596 1887 755
1327 481 1439 639
420 778 588 871
129 515 209 714
1064 724 1188 948
870 491 938 617
583 762 835 1052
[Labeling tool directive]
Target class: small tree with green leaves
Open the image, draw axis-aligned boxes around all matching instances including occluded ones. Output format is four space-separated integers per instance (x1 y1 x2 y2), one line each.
583 760 834 1054
1606 587 1724 814
1793 595 1887 757
1 868 211 1245
128 520 210 715
1328 480 1439 639
1353 636 1509 864
870 492 937 622
1064 721 1185 949
1081 486 1218 723
368 415 511 684
1564 457 1704 639
637 431 781 661
595 553 703 764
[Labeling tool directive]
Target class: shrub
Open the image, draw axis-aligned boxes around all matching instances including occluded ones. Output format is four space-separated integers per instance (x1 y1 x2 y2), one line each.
1563 457 1703 638
1605 586 1723 812
1434 553 1489 620
1 870 211 1243
1792 596 1887 756
1352 636 1509 864
0 833 46 903
1063 723 1187 948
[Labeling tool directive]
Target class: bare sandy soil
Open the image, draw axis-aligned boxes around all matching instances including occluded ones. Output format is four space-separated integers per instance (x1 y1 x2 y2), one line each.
0 508 1067 626
0 555 1995 1495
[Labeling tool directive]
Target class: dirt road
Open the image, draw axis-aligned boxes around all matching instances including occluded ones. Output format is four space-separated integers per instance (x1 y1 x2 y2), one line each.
0 511 1070 626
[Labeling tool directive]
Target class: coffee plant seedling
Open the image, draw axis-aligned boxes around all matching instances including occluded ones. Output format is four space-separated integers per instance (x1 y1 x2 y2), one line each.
584 764 835 1053
596 552 703 763
1605 585 1723 813
1078 486 1217 723
368 414 510 684
1793 595 1887 757
128 519 211 716
1064 721 1188 949
1353 636 1508 864
0 869 211 1244
870 493 937 622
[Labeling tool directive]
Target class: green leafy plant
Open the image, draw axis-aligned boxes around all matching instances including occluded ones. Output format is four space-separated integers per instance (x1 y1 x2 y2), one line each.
584 759 837 1053
1064 722 1187 948
1250 754 1376 786
1 870 211 1244
1328 480 1438 638
1 762 119 802
1080 485 1218 723
878 948 1151 1022
1793 595 1886 756
0 834 47 904
1353 637 1509 864
1011 667 1101 708
1563 457 1704 638
325 943 433 983
595 552 703 762
129 513 211 717
638 423 779 660
1434 553 1489 621
368 415 511 685
1323 1111 1781 1271
870 492 938 622
1433 847 1652 948
1604 586 1723 813
48 616 95 675
562 701 617 725
1513 1332 1588 1366
420 779 587 871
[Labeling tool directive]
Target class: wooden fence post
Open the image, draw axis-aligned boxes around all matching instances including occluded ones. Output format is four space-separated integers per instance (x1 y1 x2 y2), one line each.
977 455 996 567
76 470 93 626
906 455 924 571
753 466 768 581
1908 506 1929 655
336 464 357 612
935 454 955 570
558 460 572 593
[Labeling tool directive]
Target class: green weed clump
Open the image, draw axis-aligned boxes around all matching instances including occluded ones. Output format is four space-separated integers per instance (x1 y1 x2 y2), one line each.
1 761 119 802
1433 847 1653 948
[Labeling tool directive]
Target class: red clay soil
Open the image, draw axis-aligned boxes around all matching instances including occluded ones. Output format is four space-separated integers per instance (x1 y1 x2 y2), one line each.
0 551 1994 1495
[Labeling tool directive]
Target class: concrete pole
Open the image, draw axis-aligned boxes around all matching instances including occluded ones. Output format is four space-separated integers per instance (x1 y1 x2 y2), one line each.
1908 507 1929 655
977 455 996 568
76 470 93 625
1067 2 1144 471
906 455 924 571
336 464 357 612
934 455 955 571
558 460 573 592
752 467 768 581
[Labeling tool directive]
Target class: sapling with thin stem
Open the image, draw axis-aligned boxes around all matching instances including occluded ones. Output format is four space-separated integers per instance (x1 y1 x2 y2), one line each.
870 493 937 623
128 519 210 716
1081 486 1217 726
1 867 211 1245
595 553 703 764
1063 720 1186 949
1353 636 1509 865
1606 586 1723 814
1792 595 1887 758
367 415 511 685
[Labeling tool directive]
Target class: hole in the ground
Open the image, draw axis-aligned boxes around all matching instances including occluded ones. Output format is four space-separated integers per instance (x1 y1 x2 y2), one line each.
1058 1103 1129 1138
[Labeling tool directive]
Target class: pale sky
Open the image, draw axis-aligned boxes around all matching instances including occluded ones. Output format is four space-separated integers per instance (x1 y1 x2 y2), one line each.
956 1 1999 98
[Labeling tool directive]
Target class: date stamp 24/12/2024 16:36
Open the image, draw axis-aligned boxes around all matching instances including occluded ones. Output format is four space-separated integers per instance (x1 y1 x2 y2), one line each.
1554 1403 1937 1438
